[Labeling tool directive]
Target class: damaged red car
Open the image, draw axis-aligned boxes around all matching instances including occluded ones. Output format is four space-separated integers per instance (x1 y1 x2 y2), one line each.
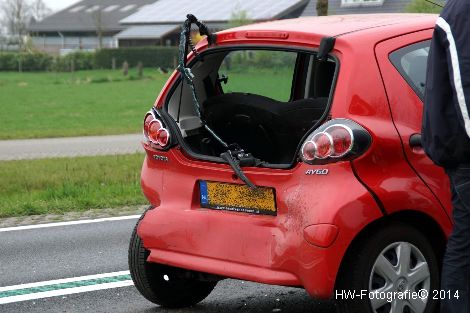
129 13 452 313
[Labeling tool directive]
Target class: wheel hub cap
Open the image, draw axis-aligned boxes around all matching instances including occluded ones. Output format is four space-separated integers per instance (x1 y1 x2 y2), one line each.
368 241 431 313
397 277 408 292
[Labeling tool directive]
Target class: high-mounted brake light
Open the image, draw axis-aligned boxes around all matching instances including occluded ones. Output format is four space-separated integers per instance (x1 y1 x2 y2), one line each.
245 31 289 39
143 110 171 149
300 119 371 164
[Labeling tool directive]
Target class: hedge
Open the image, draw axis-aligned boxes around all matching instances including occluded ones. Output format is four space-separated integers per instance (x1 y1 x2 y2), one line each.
52 52 95 72
0 46 179 72
94 47 178 69
0 52 53 71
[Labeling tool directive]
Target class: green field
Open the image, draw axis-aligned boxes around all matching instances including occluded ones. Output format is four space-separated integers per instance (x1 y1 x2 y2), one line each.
0 69 170 140
0 154 146 218
0 67 292 217
0 68 291 140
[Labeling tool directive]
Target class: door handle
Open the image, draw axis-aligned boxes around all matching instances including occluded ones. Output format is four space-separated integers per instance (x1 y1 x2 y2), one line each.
409 133 422 148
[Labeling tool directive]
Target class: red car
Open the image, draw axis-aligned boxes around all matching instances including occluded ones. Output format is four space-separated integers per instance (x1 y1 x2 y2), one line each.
129 14 452 313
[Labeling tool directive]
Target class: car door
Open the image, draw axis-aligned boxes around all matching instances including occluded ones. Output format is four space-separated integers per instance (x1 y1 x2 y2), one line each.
375 30 451 215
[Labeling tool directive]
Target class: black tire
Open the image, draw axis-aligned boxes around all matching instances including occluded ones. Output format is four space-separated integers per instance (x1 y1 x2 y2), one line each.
128 222 217 308
336 223 440 313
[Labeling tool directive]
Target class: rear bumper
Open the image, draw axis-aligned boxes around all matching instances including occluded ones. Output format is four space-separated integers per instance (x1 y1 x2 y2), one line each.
139 206 340 297
139 150 382 298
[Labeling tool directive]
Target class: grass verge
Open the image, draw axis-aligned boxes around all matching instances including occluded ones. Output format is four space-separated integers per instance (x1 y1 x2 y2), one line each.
0 154 146 218
0 68 292 140
0 69 171 140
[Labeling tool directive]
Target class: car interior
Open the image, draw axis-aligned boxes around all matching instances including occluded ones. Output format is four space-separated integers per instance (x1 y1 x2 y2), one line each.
166 49 337 165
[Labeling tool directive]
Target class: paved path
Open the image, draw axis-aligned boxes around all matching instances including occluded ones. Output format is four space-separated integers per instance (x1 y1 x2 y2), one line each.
0 134 143 161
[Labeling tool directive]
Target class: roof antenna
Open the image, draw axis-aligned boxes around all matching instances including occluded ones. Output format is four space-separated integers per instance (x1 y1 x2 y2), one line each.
424 0 444 8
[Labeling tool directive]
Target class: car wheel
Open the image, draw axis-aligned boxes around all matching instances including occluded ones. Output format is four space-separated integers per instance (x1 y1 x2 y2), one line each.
128 223 217 308
336 223 439 313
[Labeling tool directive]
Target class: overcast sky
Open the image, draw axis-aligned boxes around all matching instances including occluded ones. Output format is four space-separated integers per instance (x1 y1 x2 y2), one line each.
43 0 81 12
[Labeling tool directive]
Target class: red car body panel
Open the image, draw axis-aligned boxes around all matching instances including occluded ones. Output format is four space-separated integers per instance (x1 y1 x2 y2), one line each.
140 150 382 297
375 30 452 216
140 14 452 299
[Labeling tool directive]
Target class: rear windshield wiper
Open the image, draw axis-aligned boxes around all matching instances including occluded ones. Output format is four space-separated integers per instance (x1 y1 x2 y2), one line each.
177 14 262 188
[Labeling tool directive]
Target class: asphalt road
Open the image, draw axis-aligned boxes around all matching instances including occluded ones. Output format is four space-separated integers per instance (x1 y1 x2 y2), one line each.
0 134 142 161
0 217 337 313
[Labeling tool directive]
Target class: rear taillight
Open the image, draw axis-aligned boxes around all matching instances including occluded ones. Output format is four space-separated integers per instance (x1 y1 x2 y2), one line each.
312 132 334 159
143 110 171 149
300 119 371 164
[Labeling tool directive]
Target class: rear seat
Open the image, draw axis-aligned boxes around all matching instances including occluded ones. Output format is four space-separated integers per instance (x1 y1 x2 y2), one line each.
203 93 327 163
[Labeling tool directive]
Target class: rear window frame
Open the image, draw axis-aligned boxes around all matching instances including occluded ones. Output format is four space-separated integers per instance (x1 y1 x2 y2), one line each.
164 45 340 111
160 44 341 169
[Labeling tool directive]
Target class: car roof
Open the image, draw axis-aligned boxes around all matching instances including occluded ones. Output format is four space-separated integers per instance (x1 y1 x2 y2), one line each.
219 14 437 43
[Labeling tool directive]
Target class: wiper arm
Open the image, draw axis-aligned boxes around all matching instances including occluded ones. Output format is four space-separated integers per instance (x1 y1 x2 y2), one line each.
177 14 264 187
177 14 229 149
220 151 257 189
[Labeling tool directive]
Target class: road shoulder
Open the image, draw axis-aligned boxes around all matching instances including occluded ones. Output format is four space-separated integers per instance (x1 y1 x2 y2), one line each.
0 205 146 228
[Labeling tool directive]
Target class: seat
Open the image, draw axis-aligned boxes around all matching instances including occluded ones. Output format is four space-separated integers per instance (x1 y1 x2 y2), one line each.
203 93 327 163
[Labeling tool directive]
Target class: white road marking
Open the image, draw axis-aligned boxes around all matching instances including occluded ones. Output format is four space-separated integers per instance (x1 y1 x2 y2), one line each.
0 271 133 305
0 281 134 304
0 271 130 292
0 215 140 233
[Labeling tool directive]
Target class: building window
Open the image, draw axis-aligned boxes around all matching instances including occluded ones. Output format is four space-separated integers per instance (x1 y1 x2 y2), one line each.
120 5 136 12
104 5 120 12
341 0 385 7
69 5 85 13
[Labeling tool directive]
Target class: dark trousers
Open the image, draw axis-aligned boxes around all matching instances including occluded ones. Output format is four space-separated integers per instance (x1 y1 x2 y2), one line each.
441 165 470 313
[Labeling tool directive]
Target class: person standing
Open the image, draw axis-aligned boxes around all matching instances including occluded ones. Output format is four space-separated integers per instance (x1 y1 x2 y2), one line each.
422 0 470 312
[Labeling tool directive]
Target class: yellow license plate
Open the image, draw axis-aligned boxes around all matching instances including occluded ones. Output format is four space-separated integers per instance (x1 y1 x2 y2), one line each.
199 181 277 216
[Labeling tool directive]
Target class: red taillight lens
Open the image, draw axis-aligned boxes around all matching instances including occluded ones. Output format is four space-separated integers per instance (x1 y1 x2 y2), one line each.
326 125 353 158
299 119 370 164
312 133 333 159
301 141 317 162
148 120 162 143
142 110 171 149
143 113 154 138
156 128 169 147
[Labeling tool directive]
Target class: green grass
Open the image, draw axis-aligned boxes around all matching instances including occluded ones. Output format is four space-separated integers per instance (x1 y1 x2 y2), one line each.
222 68 293 102
0 69 171 140
0 154 146 218
0 68 292 140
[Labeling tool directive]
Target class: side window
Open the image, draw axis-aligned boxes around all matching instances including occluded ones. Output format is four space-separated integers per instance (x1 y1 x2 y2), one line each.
218 50 297 102
389 40 431 100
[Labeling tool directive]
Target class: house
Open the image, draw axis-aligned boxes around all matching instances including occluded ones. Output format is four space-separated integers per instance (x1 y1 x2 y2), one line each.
28 0 415 53
117 0 310 47
301 0 414 16
28 0 156 54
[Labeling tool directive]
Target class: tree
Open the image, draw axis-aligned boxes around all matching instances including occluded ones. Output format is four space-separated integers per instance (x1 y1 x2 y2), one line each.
316 0 329 16
0 0 51 50
93 9 105 49
0 0 31 49
405 0 443 13
30 0 51 22
228 7 252 28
